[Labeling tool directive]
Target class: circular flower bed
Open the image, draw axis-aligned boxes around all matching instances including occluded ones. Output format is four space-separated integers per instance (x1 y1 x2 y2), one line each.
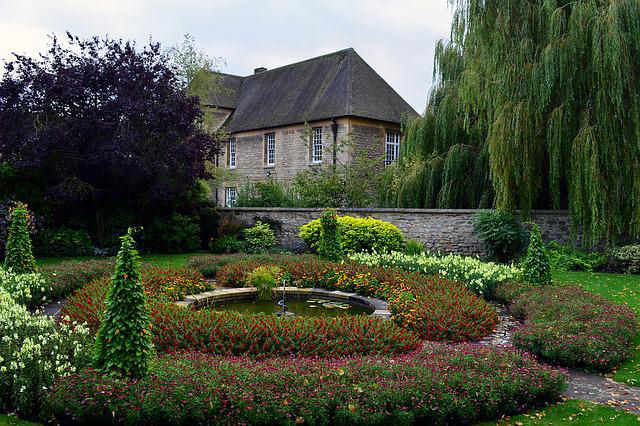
192 255 499 342
62 266 421 358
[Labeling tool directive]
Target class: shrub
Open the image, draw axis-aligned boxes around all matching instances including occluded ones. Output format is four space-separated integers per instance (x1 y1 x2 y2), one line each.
235 178 294 207
209 234 245 254
48 345 566 425
317 209 342 260
93 229 153 378
349 251 522 298
610 245 640 274
245 266 281 301
0 288 91 418
40 260 113 300
34 227 94 257
473 210 527 263
0 268 50 309
522 223 552 285
405 239 425 255
243 221 275 253
4 202 37 274
146 214 201 254
299 214 404 255
510 285 637 372
547 241 607 272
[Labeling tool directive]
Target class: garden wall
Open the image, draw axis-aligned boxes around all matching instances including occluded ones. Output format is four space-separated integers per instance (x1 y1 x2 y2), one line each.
218 208 573 256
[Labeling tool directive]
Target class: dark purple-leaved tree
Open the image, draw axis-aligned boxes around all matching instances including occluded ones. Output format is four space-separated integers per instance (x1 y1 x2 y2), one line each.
0 33 218 244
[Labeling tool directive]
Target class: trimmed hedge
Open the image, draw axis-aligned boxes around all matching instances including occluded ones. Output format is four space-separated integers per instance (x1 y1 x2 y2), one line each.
299 214 404 255
497 283 638 372
48 345 566 425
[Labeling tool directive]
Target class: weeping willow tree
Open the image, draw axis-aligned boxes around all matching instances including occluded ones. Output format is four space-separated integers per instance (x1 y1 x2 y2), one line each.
383 0 640 245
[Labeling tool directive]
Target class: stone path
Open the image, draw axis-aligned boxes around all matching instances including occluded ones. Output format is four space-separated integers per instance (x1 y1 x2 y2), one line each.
480 302 640 414
42 298 66 318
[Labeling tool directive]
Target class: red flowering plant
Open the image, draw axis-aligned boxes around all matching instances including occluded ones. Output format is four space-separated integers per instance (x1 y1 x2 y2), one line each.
47 344 567 425
508 284 637 372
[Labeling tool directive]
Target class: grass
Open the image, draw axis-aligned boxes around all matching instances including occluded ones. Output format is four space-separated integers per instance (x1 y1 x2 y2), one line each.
36 252 207 268
0 415 39 426
553 271 640 386
478 400 640 425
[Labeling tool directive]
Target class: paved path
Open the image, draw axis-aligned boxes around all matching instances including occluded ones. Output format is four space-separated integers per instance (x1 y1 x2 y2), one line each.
480 302 640 414
42 298 66 318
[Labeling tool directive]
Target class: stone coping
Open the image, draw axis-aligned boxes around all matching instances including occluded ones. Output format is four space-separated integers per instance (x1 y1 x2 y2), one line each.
218 207 569 215
176 287 391 320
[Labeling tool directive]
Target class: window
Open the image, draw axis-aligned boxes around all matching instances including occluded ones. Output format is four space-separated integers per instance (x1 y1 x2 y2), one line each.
228 138 236 168
385 130 401 165
225 187 237 207
311 127 323 163
265 133 275 166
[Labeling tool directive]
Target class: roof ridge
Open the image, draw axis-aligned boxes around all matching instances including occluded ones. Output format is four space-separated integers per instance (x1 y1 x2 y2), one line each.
243 47 355 78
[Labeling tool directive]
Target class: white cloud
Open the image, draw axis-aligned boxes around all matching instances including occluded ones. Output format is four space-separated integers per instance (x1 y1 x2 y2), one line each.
0 0 453 112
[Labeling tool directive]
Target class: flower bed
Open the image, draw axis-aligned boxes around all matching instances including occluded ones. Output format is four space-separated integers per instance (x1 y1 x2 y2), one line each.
349 251 522 298
40 259 113 300
205 256 499 341
47 344 566 425
62 267 420 358
0 268 51 309
0 288 91 417
497 283 638 372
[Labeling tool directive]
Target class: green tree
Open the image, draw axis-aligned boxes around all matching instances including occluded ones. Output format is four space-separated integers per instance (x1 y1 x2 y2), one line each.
386 0 640 246
93 228 153 378
4 202 37 273
522 223 552 286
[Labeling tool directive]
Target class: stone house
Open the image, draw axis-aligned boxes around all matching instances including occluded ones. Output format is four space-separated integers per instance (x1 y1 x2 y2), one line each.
206 48 418 207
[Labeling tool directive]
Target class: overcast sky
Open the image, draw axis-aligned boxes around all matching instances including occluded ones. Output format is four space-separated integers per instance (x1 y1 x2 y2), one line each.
0 0 453 113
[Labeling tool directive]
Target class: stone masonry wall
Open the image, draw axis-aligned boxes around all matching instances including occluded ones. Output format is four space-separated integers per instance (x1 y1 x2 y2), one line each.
218 207 573 256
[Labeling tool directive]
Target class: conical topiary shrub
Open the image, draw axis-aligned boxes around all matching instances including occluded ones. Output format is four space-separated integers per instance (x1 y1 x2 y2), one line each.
4 202 37 273
318 209 342 261
93 228 153 378
522 223 552 286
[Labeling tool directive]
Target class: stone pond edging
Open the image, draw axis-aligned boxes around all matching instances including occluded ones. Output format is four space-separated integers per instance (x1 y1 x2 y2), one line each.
176 287 392 319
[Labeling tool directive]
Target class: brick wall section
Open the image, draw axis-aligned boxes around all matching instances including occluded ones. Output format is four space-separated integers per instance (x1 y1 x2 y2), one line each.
218 207 573 256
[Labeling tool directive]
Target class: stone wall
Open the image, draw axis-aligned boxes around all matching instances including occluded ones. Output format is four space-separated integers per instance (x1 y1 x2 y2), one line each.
218 207 573 256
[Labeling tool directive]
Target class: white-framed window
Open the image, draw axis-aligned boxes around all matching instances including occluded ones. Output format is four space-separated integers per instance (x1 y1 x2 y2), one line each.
225 187 237 207
385 130 401 165
311 127 323 163
265 133 275 166
228 138 237 168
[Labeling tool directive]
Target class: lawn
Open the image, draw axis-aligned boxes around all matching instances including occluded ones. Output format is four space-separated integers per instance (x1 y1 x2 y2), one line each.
479 400 640 425
0 415 38 426
36 252 206 268
554 271 640 386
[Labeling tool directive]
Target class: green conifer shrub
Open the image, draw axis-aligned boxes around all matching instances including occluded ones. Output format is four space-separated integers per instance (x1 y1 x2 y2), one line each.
4 202 37 273
317 209 342 261
522 223 552 286
93 228 153 378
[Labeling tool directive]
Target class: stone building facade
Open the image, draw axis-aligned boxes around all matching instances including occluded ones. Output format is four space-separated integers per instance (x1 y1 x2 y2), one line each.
204 48 418 207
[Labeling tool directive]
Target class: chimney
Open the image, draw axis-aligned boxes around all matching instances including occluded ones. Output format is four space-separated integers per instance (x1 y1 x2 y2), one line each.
254 67 267 74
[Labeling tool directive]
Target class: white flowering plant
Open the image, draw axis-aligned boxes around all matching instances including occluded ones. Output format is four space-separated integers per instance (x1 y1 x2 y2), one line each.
0 288 92 416
0 268 52 309
349 251 522 298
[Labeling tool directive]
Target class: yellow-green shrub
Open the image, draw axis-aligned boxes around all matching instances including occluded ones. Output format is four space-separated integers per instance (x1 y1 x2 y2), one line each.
299 215 404 255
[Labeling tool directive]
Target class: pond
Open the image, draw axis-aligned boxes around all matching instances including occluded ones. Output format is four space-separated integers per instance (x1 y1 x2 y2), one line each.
210 297 370 318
